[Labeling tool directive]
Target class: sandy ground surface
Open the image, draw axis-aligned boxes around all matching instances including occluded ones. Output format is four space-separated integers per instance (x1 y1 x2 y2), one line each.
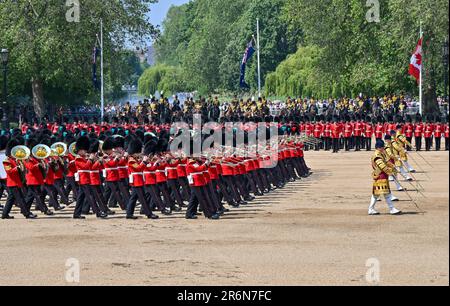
0 150 448 286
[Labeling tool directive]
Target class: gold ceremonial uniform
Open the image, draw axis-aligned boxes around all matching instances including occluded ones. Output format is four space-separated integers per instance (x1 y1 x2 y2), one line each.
371 150 396 196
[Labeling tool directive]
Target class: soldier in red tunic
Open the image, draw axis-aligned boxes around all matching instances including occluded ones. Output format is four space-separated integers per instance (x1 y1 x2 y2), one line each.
433 115 444 151
125 139 158 220
424 115 435 151
72 136 107 219
2 138 36 219
414 114 424 151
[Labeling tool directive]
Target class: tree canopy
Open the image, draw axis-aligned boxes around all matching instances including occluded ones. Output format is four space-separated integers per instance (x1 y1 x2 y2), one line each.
0 0 158 118
152 0 449 111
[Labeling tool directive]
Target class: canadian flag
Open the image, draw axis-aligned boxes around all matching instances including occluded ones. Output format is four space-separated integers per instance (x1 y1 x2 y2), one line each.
408 37 423 82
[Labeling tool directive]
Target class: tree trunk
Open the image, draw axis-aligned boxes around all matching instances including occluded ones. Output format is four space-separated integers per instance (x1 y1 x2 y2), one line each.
31 77 45 120
424 68 439 115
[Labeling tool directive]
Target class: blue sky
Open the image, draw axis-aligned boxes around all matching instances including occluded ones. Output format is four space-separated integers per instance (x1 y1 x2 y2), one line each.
148 0 190 27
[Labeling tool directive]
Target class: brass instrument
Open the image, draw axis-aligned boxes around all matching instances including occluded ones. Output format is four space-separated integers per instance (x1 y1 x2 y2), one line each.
51 142 68 157
32 144 51 160
69 142 77 156
11 146 31 161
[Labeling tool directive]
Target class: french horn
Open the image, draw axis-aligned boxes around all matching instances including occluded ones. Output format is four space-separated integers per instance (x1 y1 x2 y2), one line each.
32 144 51 160
11 146 31 160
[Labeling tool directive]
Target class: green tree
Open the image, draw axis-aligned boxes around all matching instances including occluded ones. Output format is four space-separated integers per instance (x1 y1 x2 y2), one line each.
0 0 158 119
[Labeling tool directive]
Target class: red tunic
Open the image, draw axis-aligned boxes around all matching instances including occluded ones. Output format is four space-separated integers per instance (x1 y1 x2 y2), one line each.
186 161 207 187
75 156 92 185
103 158 119 182
414 123 424 137
90 161 103 186
128 158 145 187
25 158 45 186
4 158 24 188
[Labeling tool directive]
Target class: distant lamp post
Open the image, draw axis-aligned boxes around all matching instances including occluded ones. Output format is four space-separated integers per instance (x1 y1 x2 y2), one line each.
443 40 449 104
1 48 9 130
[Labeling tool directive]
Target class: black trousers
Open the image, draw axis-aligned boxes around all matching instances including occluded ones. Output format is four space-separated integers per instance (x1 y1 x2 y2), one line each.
366 137 372 151
405 137 412 151
73 185 101 217
415 137 422 151
0 179 6 202
3 187 30 217
222 175 242 203
425 137 433 151
435 137 441 151
92 185 109 213
54 179 69 205
167 179 184 207
103 181 126 210
25 185 50 213
332 138 340 153
445 137 449 151
178 177 191 201
186 186 215 218
145 185 166 211
157 182 175 209
127 186 152 217
43 185 63 209
65 176 79 199
217 176 236 205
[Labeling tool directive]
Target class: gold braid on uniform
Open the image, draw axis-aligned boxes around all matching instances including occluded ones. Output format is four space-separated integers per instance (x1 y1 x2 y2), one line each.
371 150 396 196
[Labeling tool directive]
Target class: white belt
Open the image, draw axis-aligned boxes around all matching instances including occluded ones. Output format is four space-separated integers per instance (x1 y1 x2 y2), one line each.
189 172 203 176
77 170 91 174
130 172 143 176
166 167 177 170
104 167 118 171
156 170 166 173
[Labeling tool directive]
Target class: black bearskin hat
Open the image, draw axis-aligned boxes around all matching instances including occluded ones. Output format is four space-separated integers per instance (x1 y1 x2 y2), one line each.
127 139 143 155
0 135 8 151
5 138 22 157
102 137 116 152
88 139 100 154
75 136 90 152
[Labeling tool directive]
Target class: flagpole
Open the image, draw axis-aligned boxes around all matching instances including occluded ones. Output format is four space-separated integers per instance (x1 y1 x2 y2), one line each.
419 22 423 115
100 18 105 121
256 18 261 98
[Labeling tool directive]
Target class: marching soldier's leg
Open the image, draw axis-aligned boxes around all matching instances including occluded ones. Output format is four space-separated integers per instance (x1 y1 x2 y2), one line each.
186 186 200 219
168 179 184 208
2 189 16 219
26 186 52 215
217 177 238 207
126 187 138 219
136 187 157 219
368 195 380 215
45 185 64 210
178 177 190 202
160 182 178 211
92 186 112 215
385 194 402 215
118 179 130 203
436 137 441 151
446 137 449 151
149 185 167 212
54 179 69 205
10 187 33 218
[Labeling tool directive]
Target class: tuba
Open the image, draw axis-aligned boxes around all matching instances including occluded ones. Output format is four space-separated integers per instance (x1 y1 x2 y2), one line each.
51 142 68 157
68 142 77 156
11 146 31 161
32 144 51 160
